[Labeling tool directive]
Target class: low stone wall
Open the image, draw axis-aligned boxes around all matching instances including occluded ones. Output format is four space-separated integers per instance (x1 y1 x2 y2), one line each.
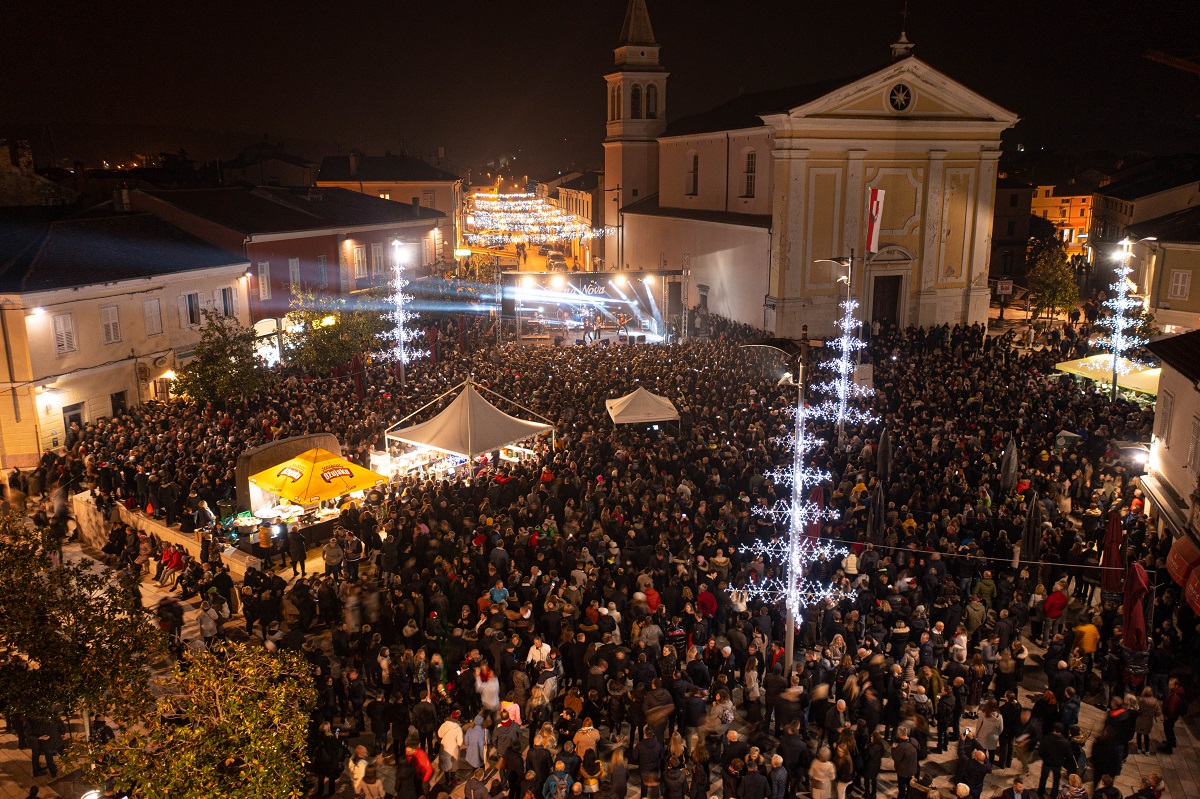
71 491 258 578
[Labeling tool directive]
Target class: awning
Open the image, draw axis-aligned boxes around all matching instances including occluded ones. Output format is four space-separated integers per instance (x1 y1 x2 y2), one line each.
248 448 386 505
1168 534 1200 586
1055 354 1160 395
605 386 680 425
1137 473 1191 536
386 382 551 459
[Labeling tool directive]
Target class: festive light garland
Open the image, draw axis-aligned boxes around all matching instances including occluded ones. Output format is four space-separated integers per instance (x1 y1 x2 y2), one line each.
384 258 428 366
740 397 856 622
465 192 614 247
1089 262 1146 378
815 298 879 429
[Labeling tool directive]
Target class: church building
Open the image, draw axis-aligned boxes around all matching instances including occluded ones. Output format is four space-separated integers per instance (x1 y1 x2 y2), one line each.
604 0 1019 337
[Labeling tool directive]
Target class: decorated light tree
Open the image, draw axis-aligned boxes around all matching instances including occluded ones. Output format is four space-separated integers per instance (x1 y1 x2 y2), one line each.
741 362 856 669
1091 255 1146 399
815 296 879 447
386 245 428 387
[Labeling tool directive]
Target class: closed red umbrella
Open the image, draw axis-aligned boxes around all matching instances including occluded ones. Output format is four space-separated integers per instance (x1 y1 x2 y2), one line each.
1101 511 1125 593
1121 561 1149 652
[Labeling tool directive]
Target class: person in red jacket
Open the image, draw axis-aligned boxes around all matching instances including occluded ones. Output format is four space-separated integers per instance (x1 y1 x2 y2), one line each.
1042 583 1069 646
406 741 434 788
1159 677 1186 753
697 584 717 618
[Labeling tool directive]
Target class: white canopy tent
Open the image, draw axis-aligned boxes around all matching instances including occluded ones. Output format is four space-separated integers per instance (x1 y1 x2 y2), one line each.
606 386 681 425
385 382 552 459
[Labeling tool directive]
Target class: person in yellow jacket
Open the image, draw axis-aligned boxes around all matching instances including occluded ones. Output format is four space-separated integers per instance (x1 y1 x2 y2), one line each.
1072 615 1100 655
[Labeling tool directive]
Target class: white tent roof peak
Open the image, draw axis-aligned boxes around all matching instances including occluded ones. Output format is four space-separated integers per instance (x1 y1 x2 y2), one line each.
387 382 552 458
606 386 680 424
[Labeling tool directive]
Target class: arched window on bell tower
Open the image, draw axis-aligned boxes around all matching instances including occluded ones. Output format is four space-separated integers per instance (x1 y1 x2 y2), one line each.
630 84 643 119
616 84 623 120
646 84 658 119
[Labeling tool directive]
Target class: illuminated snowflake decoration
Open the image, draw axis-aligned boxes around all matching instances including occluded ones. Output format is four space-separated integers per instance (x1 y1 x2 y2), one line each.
385 259 428 365
814 298 879 427
737 396 856 622
1088 263 1146 378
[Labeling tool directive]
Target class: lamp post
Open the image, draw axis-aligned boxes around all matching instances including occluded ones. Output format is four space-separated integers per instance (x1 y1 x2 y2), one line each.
1102 237 1155 400
738 330 853 673
814 250 877 450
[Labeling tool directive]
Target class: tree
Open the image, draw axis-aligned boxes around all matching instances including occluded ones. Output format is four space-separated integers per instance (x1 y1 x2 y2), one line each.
172 309 266 406
1026 235 1079 321
0 513 164 720
76 643 316 799
283 286 389 374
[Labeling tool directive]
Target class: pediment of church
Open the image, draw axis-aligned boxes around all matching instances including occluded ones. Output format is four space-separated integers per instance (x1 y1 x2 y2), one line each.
768 58 1018 127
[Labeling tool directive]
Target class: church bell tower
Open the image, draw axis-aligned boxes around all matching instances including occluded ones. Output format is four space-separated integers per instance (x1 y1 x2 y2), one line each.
603 0 667 266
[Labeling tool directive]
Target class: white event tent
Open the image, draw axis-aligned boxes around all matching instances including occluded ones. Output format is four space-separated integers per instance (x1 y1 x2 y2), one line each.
385 381 552 459
605 386 680 425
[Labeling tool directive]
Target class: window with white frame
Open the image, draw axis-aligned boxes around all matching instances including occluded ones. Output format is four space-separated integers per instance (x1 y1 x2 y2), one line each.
422 190 436 208
379 192 390 200
371 242 384 276
215 286 237 318
354 246 367 278
289 257 300 287
317 254 328 288
181 292 202 327
257 262 271 300
1169 270 1191 300
52 313 77 354
1158 390 1174 447
100 305 121 344
143 298 163 336
1189 417 1200 472
743 151 757 198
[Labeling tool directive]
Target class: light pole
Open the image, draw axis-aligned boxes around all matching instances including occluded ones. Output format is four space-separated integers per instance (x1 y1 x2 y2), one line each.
1102 237 1155 400
739 332 854 673
814 250 876 450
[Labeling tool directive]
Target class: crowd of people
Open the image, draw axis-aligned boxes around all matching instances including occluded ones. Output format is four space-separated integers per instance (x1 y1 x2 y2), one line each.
9 311 1194 799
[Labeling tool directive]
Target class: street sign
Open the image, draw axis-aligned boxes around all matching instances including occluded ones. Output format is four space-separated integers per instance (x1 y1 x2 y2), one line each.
996 279 1013 295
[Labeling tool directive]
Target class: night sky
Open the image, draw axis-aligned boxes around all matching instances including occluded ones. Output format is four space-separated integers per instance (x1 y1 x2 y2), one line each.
3 0 1198 174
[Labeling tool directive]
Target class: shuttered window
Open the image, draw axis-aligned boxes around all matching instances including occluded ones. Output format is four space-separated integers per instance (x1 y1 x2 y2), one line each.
317 254 328 288
100 305 121 344
52 313 77 354
258 262 271 300
144 298 163 336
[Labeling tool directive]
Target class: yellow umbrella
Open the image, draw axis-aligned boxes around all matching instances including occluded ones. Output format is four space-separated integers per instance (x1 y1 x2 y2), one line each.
248 448 386 505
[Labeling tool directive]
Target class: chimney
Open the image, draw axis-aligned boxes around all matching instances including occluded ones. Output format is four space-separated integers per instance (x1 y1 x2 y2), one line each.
412 197 421 212
15 140 33 172
437 146 446 161
348 152 359 177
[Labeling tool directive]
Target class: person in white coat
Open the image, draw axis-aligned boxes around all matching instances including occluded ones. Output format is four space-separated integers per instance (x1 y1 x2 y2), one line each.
438 710 465 779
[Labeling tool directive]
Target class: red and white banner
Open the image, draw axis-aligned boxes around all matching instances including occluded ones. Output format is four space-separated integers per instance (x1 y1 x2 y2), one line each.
865 188 886 253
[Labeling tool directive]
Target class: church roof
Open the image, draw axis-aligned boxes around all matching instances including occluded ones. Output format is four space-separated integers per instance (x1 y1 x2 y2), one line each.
620 193 772 229
663 65 887 137
618 0 657 46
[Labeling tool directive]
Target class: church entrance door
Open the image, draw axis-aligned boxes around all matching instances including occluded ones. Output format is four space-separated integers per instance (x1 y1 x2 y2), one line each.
871 275 902 325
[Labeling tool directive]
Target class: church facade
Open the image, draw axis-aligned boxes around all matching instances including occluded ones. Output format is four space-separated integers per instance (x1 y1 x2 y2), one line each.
605 0 1019 337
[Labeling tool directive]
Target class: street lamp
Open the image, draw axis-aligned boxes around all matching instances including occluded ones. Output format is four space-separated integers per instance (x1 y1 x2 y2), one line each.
737 333 854 673
1098 237 1155 399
